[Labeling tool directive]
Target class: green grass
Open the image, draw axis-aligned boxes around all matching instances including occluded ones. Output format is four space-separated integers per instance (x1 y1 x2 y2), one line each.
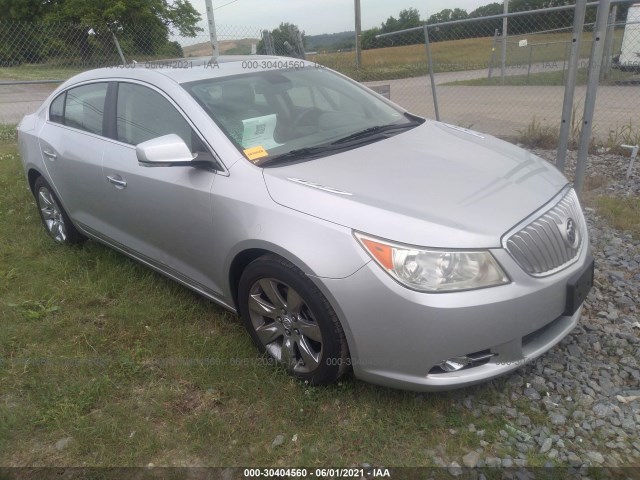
516 117 561 149
310 30 625 80
0 129 637 467
595 196 640 239
515 112 640 155
0 137 515 467
0 124 17 143
0 66 85 82
605 122 640 156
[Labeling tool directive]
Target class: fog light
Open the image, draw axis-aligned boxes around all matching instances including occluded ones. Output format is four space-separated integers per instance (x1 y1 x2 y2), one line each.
439 356 472 372
435 351 498 373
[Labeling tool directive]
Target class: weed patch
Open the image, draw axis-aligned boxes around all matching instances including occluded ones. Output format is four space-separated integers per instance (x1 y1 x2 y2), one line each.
517 118 559 149
595 196 640 239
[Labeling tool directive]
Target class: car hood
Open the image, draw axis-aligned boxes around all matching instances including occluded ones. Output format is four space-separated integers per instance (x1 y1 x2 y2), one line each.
262 121 568 248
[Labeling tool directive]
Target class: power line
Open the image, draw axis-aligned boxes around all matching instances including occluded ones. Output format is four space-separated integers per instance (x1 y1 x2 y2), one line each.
214 0 240 11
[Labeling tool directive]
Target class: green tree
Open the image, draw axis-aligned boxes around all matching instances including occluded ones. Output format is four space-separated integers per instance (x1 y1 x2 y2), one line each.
397 8 422 30
379 8 421 33
0 0 201 35
508 0 582 34
0 0 201 64
361 27 382 50
258 22 306 57
380 15 400 34
469 2 503 18
378 8 424 46
427 8 469 42
468 3 503 37
1 0 49 20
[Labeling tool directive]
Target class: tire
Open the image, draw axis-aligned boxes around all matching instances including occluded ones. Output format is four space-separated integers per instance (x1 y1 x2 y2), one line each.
33 177 85 245
238 254 349 385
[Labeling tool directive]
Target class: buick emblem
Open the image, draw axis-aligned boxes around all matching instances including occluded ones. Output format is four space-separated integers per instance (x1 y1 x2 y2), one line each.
563 218 579 248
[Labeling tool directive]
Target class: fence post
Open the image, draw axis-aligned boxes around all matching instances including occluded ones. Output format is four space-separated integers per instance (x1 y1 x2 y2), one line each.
294 28 306 59
501 0 509 85
562 40 570 86
262 30 275 55
111 32 126 65
601 5 617 81
488 29 499 79
557 0 588 173
423 25 440 121
527 44 534 85
574 0 612 196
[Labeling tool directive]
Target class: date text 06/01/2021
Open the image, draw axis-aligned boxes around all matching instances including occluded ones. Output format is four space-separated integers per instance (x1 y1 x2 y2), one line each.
243 468 391 477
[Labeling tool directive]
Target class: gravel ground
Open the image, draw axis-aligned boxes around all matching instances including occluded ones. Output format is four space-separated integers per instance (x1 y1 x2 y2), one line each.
426 149 640 473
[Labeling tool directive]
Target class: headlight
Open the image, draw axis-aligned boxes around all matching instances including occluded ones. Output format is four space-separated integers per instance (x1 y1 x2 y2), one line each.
355 232 509 292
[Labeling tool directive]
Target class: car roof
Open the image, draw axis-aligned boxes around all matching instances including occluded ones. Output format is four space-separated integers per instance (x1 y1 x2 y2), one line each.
65 55 314 86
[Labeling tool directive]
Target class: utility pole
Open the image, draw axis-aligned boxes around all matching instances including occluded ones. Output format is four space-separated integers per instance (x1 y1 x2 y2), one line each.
501 0 509 84
355 0 362 68
205 0 219 60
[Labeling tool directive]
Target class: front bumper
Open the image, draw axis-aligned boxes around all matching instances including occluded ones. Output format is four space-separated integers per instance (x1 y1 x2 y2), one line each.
313 243 591 391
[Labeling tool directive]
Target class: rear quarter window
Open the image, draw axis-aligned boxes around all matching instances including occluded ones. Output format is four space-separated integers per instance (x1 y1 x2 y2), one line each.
49 93 65 124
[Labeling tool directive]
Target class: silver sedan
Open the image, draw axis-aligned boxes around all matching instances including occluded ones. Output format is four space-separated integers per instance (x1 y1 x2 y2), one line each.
17 56 594 390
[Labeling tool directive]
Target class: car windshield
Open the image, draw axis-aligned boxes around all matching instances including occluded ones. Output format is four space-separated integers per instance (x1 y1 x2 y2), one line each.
182 66 422 167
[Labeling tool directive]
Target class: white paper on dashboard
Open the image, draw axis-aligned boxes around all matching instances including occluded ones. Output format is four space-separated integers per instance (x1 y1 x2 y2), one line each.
241 114 281 150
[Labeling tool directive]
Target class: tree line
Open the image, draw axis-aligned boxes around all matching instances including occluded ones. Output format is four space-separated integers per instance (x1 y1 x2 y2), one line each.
358 1 630 50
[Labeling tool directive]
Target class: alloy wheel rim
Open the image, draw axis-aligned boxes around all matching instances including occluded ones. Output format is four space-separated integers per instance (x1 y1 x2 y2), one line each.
248 278 323 373
37 187 67 243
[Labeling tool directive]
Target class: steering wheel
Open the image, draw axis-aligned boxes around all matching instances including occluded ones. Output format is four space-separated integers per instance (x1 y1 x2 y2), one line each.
292 107 319 127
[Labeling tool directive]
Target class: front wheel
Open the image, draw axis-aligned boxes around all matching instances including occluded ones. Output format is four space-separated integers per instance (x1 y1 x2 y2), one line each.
238 255 349 385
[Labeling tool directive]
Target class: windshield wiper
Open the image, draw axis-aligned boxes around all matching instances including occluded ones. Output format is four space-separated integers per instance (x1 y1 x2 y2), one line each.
331 121 421 145
259 119 424 167
259 145 344 167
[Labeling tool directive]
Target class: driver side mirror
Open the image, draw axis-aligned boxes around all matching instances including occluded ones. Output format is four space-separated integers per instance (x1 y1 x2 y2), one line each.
136 134 196 167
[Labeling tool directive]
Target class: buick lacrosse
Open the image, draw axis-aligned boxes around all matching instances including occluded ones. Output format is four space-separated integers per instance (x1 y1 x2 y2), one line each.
17 56 593 390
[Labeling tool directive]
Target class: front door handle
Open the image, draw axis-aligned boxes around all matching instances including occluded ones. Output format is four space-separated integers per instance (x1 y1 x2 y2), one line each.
42 150 57 161
106 175 127 189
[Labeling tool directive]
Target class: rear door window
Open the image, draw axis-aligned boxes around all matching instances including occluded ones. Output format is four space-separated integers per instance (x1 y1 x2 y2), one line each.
63 83 108 135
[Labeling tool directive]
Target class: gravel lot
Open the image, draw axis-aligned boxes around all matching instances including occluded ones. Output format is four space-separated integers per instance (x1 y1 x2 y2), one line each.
423 149 640 474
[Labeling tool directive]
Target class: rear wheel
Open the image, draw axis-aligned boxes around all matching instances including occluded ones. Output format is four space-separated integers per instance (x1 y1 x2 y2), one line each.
34 177 84 245
238 255 349 385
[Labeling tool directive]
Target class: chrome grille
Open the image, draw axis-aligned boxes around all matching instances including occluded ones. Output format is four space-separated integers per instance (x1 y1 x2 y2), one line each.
504 189 586 276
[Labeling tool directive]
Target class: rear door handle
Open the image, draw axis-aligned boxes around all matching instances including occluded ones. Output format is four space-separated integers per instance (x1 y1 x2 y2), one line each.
106 175 127 189
42 150 57 161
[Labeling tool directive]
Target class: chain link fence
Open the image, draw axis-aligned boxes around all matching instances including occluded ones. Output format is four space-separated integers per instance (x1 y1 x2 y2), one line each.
595 3 640 157
0 23 263 124
309 1 639 153
1 2 639 169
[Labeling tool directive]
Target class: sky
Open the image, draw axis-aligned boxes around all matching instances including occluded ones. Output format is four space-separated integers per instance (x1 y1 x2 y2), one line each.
191 0 493 36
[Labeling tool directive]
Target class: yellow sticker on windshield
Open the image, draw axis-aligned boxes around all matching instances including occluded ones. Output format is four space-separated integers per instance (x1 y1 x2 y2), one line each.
244 146 268 162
